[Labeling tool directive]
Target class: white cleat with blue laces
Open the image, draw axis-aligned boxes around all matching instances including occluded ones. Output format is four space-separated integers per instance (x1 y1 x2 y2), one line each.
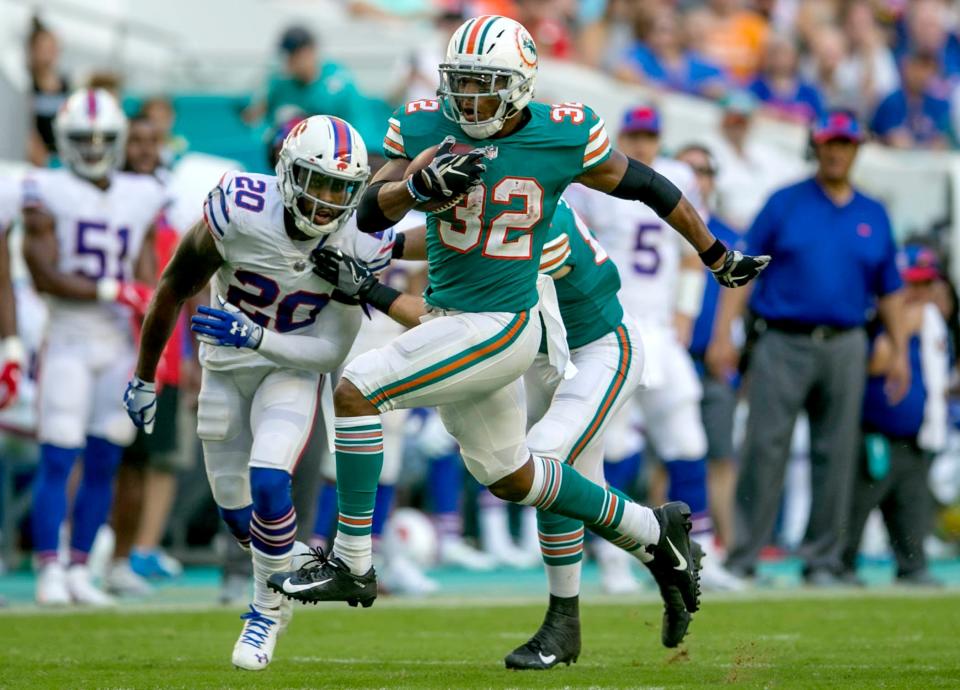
231 605 281 670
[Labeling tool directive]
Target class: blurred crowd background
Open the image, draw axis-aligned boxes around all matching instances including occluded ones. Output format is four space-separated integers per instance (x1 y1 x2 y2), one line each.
2 0 960 605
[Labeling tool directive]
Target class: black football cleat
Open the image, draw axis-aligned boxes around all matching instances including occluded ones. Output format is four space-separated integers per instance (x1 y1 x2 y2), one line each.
648 502 701 614
267 547 377 607
505 599 581 670
647 541 703 647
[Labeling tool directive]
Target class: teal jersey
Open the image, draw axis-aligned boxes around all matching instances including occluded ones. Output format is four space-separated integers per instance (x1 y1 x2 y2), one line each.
383 100 613 313
539 198 623 350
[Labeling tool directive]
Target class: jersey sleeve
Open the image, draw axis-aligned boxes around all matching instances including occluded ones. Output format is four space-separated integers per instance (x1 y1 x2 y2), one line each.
201 172 239 256
540 199 575 275
21 172 52 214
382 109 408 160
349 225 396 274
581 105 613 173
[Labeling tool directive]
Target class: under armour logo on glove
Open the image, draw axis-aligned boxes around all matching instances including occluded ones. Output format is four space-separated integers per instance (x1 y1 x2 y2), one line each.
190 296 264 349
711 250 772 288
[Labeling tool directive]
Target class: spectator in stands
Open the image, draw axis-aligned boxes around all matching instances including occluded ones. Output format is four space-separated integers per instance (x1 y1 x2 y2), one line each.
616 6 727 99
801 26 851 112
841 243 948 587
708 111 909 585
836 0 901 120
25 16 70 167
387 6 465 105
244 26 363 129
690 0 770 84
514 0 574 60
895 0 960 84
677 143 743 552
748 33 825 124
870 51 953 150
705 90 802 231
576 0 641 72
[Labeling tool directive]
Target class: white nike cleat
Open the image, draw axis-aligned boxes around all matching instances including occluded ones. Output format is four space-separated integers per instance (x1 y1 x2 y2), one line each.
36 562 71 606
66 564 115 607
439 536 497 571
596 541 641 594
232 605 281 671
381 553 440 596
104 560 153 597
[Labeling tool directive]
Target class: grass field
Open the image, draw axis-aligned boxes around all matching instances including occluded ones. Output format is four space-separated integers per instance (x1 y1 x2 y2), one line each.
2 593 959 689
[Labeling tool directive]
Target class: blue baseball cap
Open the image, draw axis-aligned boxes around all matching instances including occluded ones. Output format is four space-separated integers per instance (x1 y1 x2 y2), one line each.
898 244 941 283
812 110 864 144
621 105 660 135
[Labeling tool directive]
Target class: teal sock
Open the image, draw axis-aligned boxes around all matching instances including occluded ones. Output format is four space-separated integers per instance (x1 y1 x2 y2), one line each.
332 416 383 574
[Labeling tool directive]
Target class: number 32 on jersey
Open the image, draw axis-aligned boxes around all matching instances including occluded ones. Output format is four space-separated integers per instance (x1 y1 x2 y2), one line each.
436 177 543 260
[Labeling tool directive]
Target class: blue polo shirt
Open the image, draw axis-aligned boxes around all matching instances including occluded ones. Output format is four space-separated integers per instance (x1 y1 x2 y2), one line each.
690 218 742 357
624 44 727 96
869 88 952 145
745 178 902 327
748 77 825 123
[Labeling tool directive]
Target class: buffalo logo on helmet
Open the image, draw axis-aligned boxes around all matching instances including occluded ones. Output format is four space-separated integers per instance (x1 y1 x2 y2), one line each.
516 27 537 67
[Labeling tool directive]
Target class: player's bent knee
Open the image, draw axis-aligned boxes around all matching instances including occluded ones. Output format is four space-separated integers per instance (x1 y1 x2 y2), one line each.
487 464 533 503
249 467 293 516
334 377 378 416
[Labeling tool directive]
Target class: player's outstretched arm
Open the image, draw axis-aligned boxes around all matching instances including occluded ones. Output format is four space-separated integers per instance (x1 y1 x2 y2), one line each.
135 220 223 382
357 158 418 232
311 247 427 328
576 151 770 287
256 302 362 372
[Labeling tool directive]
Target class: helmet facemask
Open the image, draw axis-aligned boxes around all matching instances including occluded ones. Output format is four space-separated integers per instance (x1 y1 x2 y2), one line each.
277 156 369 238
57 127 126 180
438 64 532 139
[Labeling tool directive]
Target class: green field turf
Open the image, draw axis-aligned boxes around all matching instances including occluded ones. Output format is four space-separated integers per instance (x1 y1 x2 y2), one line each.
2 593 959 689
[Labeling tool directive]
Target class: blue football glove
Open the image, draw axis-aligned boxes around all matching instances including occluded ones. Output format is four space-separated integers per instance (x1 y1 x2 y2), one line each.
123 376 157 434
190 297 263 349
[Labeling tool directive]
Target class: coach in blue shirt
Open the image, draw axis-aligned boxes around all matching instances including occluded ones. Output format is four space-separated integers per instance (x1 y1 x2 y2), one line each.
707 110 910 583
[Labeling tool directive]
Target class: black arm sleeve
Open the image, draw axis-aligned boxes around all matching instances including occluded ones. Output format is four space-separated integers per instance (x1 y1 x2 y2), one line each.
609 157 682 217
356 181 395 233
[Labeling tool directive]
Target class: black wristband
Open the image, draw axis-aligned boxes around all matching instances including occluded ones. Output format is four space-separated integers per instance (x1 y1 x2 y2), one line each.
362 281 402 314
356 180 395 233
391 231 406 259
699 238 727 267
610 157 682 217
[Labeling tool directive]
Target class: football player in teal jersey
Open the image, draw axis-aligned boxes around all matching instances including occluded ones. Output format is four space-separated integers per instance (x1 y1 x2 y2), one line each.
269 16 768 640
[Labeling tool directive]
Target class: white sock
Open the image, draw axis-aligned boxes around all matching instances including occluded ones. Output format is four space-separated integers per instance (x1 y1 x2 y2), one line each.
545 562 582 598
616 503 661 547
251 545 291 612
333 533 372 575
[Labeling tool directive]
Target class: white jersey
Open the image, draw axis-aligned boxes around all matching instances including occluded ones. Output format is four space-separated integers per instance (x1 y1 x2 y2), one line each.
568 158 702 328
22 168 165 339
0 173 21 230
201 171 394 372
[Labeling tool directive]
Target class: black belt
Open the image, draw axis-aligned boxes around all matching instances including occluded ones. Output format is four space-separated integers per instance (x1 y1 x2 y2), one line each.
760 318 860 340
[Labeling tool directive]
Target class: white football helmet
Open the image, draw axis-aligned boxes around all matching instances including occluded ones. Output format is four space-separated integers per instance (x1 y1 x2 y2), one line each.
54 88 128 180
276 115 370 237
438 16 538 139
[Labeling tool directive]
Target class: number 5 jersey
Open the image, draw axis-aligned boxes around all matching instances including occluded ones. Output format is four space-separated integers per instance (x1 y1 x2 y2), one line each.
200 171 395 372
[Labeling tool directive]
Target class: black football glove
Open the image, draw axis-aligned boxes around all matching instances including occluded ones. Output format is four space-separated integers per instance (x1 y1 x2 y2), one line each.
311 247 378 299
409 135 487 201
710 250 771 288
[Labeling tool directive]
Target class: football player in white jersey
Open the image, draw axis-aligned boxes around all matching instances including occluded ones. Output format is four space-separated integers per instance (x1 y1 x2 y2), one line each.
123 115 394 671
23 89 164 607
569 104 743 591
0 174 23 413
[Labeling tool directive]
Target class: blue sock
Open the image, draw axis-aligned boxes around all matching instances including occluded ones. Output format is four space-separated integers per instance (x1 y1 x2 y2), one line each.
428 452 462 515
69 437 124 562
311 481 339 543
219 505 253 548
249 467 296 556
31 444 80 559
372 483 396 539
604 452 642 495
665 458 711 536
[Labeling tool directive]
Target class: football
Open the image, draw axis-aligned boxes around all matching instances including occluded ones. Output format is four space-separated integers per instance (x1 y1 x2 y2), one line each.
404 142 477 213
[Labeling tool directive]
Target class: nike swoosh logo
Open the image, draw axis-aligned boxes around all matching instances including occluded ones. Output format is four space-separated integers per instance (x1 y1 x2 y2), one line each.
666 537 688 571
538 652 556 665
282 577 331 593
